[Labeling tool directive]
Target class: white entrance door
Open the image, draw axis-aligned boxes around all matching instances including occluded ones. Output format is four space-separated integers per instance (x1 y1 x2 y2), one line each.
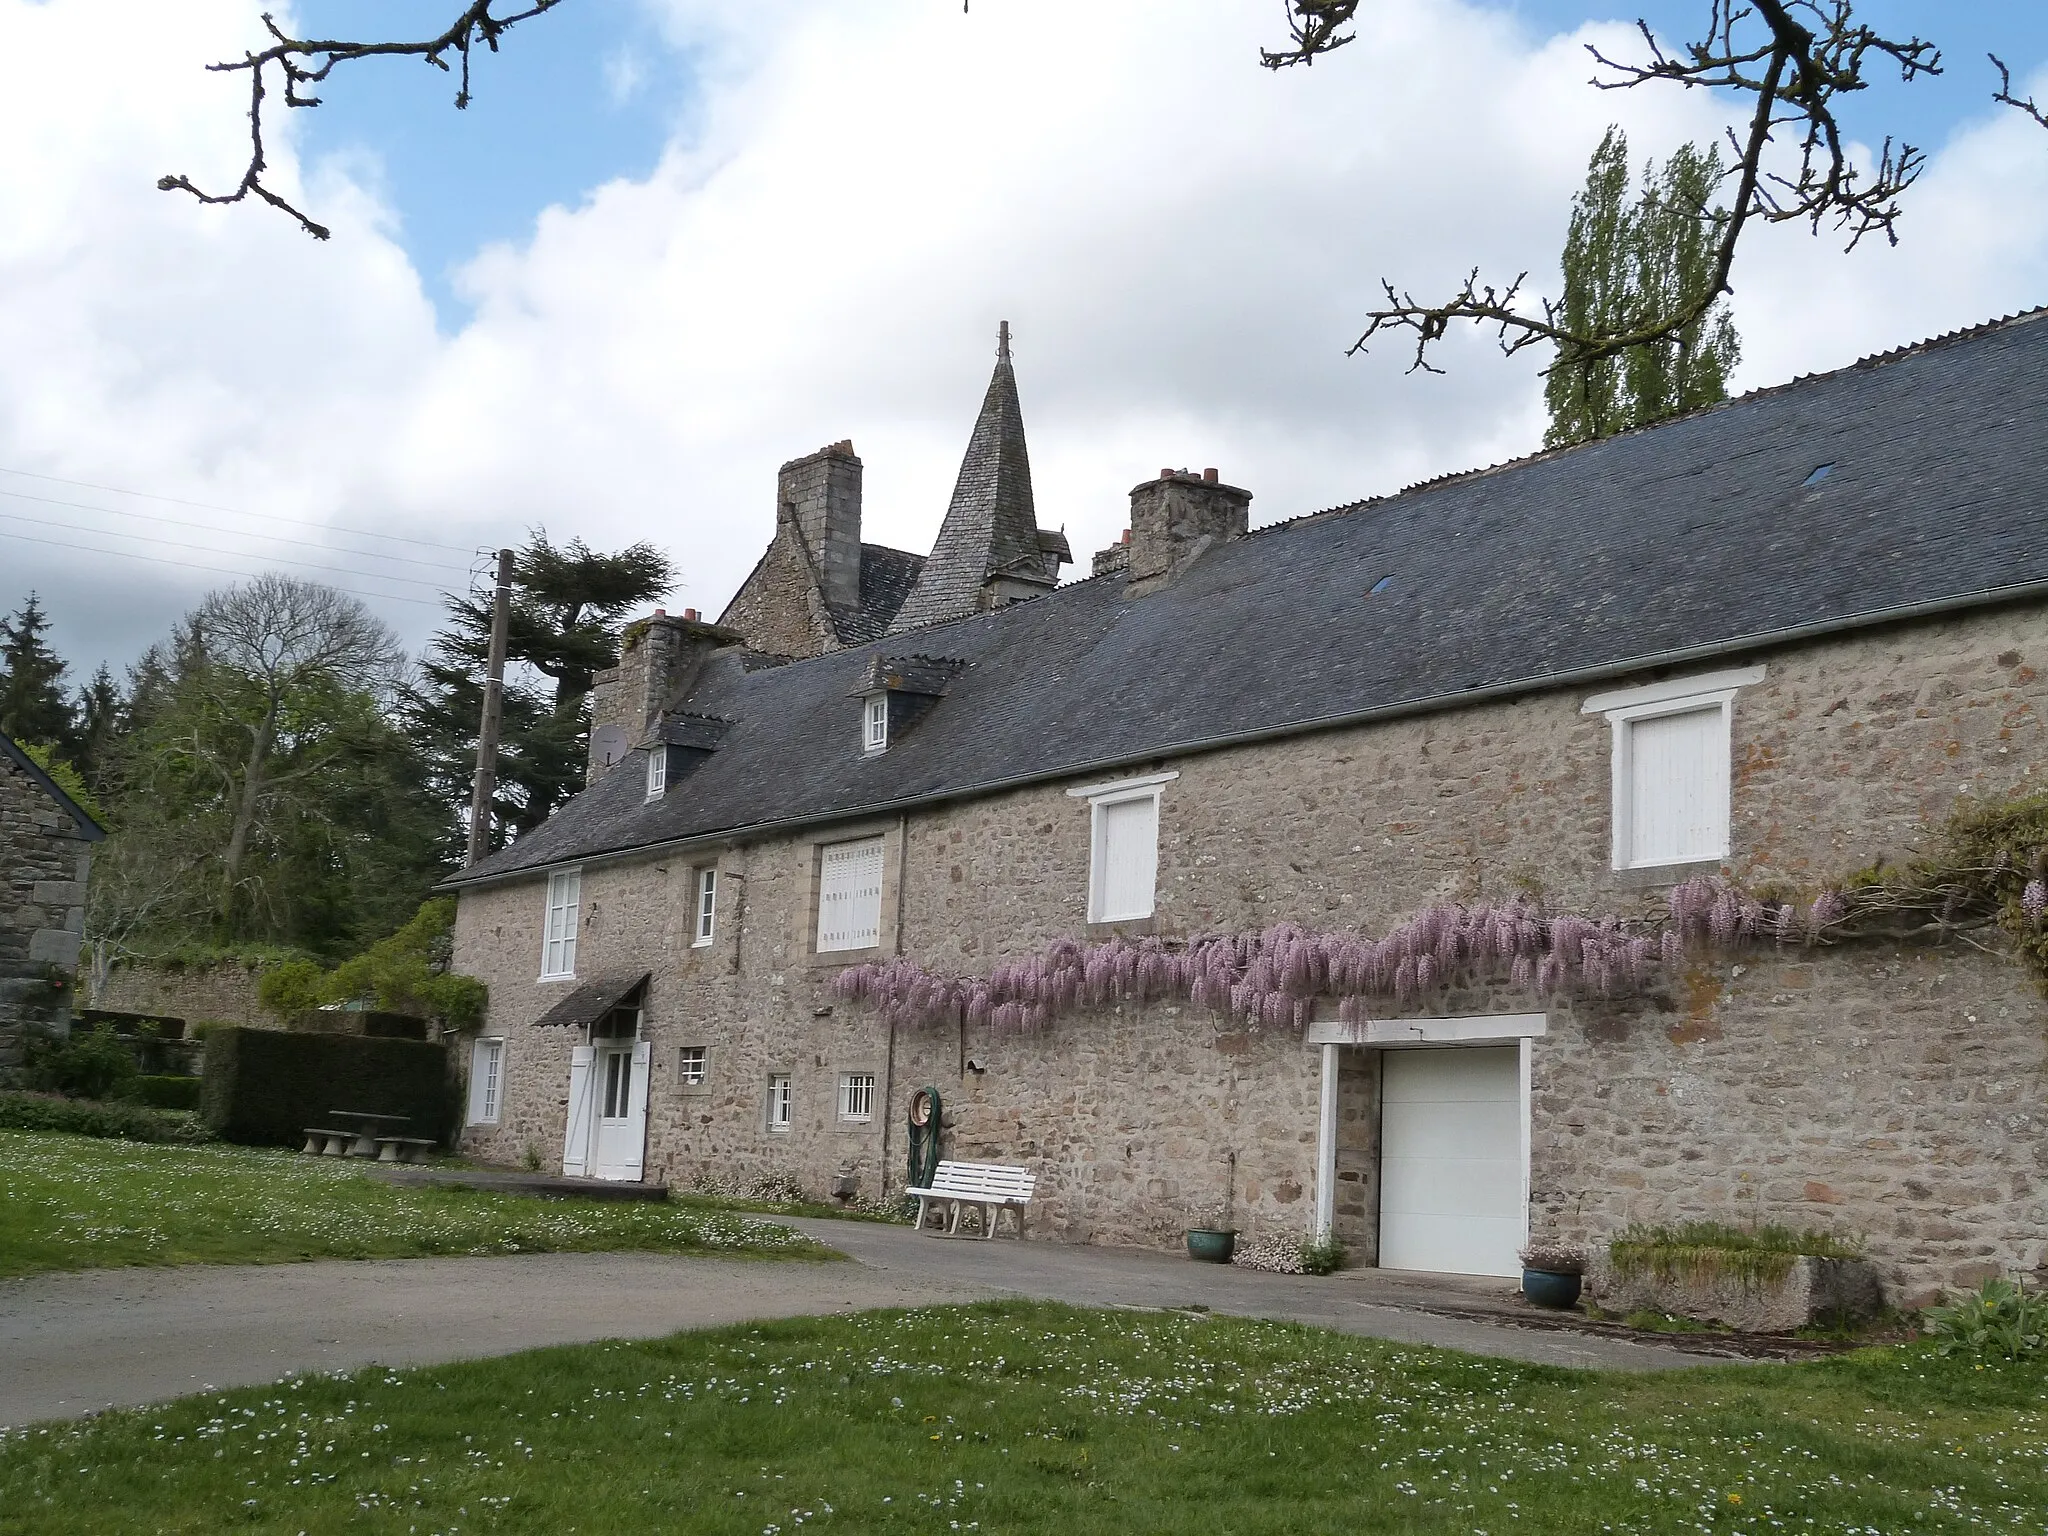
589 1041 650 1182
1379 1046 1524 1277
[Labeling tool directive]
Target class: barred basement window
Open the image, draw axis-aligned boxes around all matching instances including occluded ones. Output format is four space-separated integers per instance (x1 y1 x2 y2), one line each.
767 1073 793 1130
676 1046 706 1087
838 1072 875 1123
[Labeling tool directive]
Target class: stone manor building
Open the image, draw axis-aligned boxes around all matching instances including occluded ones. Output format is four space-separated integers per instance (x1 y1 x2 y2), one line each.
446 315 2048 1304
1 735 103 1077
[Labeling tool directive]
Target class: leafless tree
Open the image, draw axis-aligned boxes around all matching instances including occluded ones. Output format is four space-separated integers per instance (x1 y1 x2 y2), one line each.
159 1 568 240
172 1 2048 377
172 575 404 924
1264 1 2046 375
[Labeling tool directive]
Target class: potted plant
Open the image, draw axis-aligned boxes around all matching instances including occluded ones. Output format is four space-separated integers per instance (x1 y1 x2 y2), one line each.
1185 1214 1237 1263
1519 1241 1587 1309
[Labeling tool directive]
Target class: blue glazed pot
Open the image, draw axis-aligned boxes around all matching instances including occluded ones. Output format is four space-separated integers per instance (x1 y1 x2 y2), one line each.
1185 1228 1238 1263
1522 1267 1583 1309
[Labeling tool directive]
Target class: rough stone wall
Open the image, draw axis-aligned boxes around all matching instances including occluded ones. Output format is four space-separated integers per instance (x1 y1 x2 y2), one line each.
717 528 835 661
90 961 277 1030
779 444 864 614
453 600 2048 1299
0 756 94 1079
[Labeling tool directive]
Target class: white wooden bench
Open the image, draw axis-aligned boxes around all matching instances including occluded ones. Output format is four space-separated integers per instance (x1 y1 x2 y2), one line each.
906 1160 1035 1239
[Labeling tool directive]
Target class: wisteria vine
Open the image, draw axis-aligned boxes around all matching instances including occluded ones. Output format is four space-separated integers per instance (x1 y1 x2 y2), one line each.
829 875 1977 1036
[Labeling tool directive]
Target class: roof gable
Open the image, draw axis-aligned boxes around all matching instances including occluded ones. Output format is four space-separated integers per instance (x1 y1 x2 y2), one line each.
0 735 106 841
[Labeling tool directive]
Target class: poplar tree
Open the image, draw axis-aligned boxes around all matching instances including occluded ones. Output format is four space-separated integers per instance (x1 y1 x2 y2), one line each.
1545 128 1741 448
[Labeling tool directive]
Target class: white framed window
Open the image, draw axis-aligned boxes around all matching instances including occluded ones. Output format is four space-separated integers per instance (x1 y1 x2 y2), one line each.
646 749 666 800
692 867 717 946
1066 772 1178 923
1583 666 1765 870
676 1045 707 1087
816 836 884 953
540 867 581 979
767 1073 792 1130
863 694 889 753
466 1037 504 1125
838 1072 876 1123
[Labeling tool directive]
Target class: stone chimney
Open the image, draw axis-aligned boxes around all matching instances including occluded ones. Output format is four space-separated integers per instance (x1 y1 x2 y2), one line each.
1090 529 1131 578
586 610 743 781
1124 468 1251 596
777 441 863 613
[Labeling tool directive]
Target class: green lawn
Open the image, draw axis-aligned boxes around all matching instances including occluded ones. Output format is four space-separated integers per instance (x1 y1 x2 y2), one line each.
0 1130 827 1277
1 1302 2042 1534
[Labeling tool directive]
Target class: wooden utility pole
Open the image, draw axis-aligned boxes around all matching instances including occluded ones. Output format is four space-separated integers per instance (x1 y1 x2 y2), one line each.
466 548 515 867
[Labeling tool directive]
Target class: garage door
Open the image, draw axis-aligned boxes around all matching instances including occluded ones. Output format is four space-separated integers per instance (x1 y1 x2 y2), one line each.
1379 1046 1524 1277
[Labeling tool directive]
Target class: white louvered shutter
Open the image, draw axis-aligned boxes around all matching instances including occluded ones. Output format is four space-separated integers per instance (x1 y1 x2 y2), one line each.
541 869 580 978
620 1041 650 1181
561 1046 595 1176
817 838 884 952
1627 707 1727 866
467 1038 502 1125
1096 795 1159 921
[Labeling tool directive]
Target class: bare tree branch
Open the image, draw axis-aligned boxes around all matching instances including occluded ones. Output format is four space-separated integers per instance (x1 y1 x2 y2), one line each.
1355 1 1944 374
1260 1 1361 69
159 1 570 240
1993 54 2048 132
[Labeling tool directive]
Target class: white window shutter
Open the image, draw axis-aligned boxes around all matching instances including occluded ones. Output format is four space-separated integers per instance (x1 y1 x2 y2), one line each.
1097 796 1159 921
817 838 884 952
561 1046 594 1177
620 1041 650 1181
1627 707 1727 866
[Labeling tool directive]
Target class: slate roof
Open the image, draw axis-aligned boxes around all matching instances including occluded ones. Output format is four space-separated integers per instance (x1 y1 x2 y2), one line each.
448 309 2048 888
887 347 1049 632
830 542 926 645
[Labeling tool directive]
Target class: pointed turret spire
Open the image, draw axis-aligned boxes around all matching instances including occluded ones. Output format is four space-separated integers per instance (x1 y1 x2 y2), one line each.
888 323 1070 633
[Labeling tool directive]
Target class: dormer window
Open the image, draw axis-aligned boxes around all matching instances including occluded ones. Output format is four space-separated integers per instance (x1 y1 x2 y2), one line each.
645 750 666 800
863 694 889 753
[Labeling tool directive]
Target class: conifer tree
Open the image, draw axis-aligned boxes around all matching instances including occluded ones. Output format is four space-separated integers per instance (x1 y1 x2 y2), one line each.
0 592 76 748
1544 128 1742 449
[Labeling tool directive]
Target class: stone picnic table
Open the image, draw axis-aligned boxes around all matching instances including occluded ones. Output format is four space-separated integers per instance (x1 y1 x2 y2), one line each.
302 1111 431 1162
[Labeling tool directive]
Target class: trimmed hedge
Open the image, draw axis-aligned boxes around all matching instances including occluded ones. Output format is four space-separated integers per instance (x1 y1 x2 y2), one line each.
0 1091 214 1144
133 1075 203 1111
200 1027 452 1148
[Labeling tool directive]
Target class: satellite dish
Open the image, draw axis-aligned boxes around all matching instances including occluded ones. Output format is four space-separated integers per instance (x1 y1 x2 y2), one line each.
590 725 630 769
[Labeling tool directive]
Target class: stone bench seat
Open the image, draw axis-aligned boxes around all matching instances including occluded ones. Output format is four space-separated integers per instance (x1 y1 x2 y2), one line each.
302 1129 354 1157
373 1136 437 1165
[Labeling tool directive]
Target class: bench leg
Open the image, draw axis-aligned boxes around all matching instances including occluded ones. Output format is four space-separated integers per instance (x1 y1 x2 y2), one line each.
980 1202 999 1240
377 1142 400 1163
302 1134 322 1155
323 1134 350 1157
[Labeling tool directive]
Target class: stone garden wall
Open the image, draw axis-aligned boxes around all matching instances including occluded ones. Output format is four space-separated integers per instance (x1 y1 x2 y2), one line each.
90 959 278 1031
454 598 2048 1302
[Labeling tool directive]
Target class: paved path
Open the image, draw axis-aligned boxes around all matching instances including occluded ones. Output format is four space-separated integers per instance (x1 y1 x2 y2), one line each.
1 1221 1711 1427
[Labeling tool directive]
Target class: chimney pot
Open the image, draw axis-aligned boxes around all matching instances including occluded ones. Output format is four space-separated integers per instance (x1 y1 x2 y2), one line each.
1203 467 1218 483
1120 529 1131 544
683 607 699 621
654 608 666 617
1159 467 1173 480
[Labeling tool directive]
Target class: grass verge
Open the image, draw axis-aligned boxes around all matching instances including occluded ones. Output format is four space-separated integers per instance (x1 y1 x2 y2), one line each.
1 1301 2043 1533
0 1129 826 1278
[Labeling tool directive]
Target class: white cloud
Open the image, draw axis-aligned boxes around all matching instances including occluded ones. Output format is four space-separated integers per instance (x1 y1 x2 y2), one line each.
0 0 2042 683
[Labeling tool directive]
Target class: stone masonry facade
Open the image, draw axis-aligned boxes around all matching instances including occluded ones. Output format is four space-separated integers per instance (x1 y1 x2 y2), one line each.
0 751 97 1079
455 599 2048 1305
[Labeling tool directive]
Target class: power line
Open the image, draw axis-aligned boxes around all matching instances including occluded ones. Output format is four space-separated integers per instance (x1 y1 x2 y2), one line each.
0 509 464 591
0 528 448 608
0 462 480 555
0 487 475 578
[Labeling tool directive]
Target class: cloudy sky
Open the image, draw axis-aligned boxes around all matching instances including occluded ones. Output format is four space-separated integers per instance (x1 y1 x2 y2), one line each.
3 0 2046 687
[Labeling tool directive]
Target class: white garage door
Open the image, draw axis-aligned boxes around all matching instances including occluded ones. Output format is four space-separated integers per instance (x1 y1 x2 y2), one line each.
1379 1046 1524 1277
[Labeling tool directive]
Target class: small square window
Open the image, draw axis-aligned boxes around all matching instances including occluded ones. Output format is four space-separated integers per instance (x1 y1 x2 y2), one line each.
677 1045 706 1087
692 867 717 946
646 750 666 800
838 1072 875 1123
863 694 888 753
767 1073 792 1130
